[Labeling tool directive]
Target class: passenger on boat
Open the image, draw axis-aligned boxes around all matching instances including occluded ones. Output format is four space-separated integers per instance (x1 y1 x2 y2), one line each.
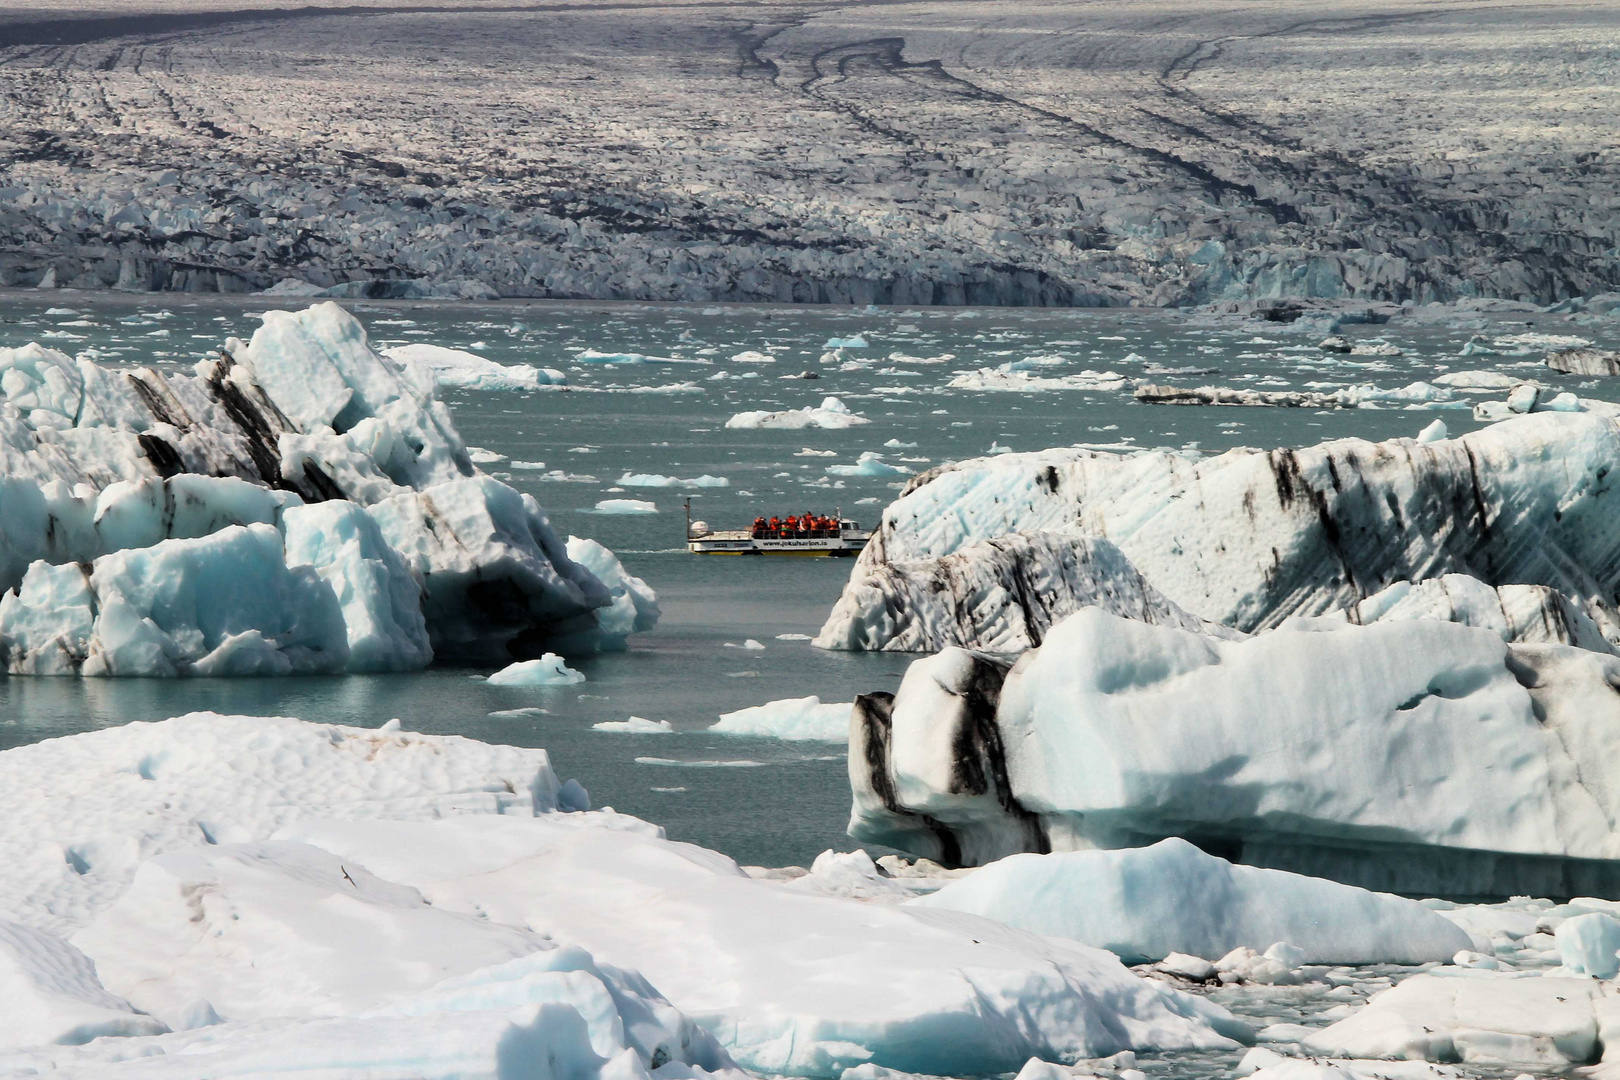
752 517 768 538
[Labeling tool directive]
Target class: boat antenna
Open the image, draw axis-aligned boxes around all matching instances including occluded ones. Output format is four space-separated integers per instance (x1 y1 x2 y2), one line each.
685 497 691 539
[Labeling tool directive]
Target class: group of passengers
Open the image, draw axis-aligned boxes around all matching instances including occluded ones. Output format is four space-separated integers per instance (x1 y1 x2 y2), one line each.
751 513 840 539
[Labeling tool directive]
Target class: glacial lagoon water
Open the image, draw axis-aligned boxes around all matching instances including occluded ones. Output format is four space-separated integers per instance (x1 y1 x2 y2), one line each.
3 292 1618 873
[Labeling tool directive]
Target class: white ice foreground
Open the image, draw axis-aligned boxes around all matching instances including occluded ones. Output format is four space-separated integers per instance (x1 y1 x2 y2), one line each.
0 303 651 673
0 713 1248 1078
819 412 1620 652
851 606 1620 896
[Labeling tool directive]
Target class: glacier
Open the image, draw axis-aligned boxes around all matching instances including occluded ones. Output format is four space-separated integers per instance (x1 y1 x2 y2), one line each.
850 606 1620 895
0 302 645 674
820 412 1620 652
0 712 1248 1077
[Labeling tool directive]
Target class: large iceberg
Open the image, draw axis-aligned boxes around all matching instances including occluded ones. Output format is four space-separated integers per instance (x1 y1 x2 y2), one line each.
0 713 1248 1077
816 532 1237 653
0 303 644 672
820 413 1620 652
908 839 1472 964
850 606 1620 895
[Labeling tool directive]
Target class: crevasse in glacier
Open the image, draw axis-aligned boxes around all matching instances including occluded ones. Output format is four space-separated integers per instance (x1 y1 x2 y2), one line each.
0 302 643 674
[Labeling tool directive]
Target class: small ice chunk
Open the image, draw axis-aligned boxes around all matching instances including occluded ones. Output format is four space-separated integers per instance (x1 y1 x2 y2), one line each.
1554 911 1620 978
487 655 585 686
827 452 910 478
1416 419 1448 443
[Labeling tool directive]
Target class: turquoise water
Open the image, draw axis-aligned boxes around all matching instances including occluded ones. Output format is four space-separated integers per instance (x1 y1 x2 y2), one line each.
2 292 1615 867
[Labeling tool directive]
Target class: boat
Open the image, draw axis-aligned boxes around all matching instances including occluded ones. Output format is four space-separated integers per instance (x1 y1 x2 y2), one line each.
685 500 870 557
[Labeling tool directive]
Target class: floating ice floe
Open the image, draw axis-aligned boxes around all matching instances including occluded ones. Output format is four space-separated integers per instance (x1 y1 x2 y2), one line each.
618 473 729 488
724 396 870 430
826 452 910 478
824 335 868 348
1300 973 1608 1068
487 654 586 686
709 696 852 741
574 348 705 365
382 343 566 391
593 716 674 733
0 303 648 672
0 713 1250 1075
1430 369 1520 389
850 606 1620 894
948 368 1132 393
908 839 1472 965
593 498 660 514
820 413 1620 652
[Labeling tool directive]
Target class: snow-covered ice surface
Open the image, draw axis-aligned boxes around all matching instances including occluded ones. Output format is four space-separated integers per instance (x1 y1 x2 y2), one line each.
0 713 1251 1078
0 0 1616 306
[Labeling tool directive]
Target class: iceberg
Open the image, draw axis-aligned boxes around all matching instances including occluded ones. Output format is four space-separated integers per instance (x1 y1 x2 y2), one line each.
1546 347 1620 376
826 451 909 478
618 472 729 488
594 716 675 733
282 501 434 672
724 396 869 430
850 606 1620 895
908 839 1472 964
0 303 650 674
0 524 350 677
382 342 566 391
709 695 852 741
566 536 660 648
487 654 586 686
822 413 1620 652
367 477 612 660
816 532 1236 653
1555 911 1620 978
594 498 659 513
